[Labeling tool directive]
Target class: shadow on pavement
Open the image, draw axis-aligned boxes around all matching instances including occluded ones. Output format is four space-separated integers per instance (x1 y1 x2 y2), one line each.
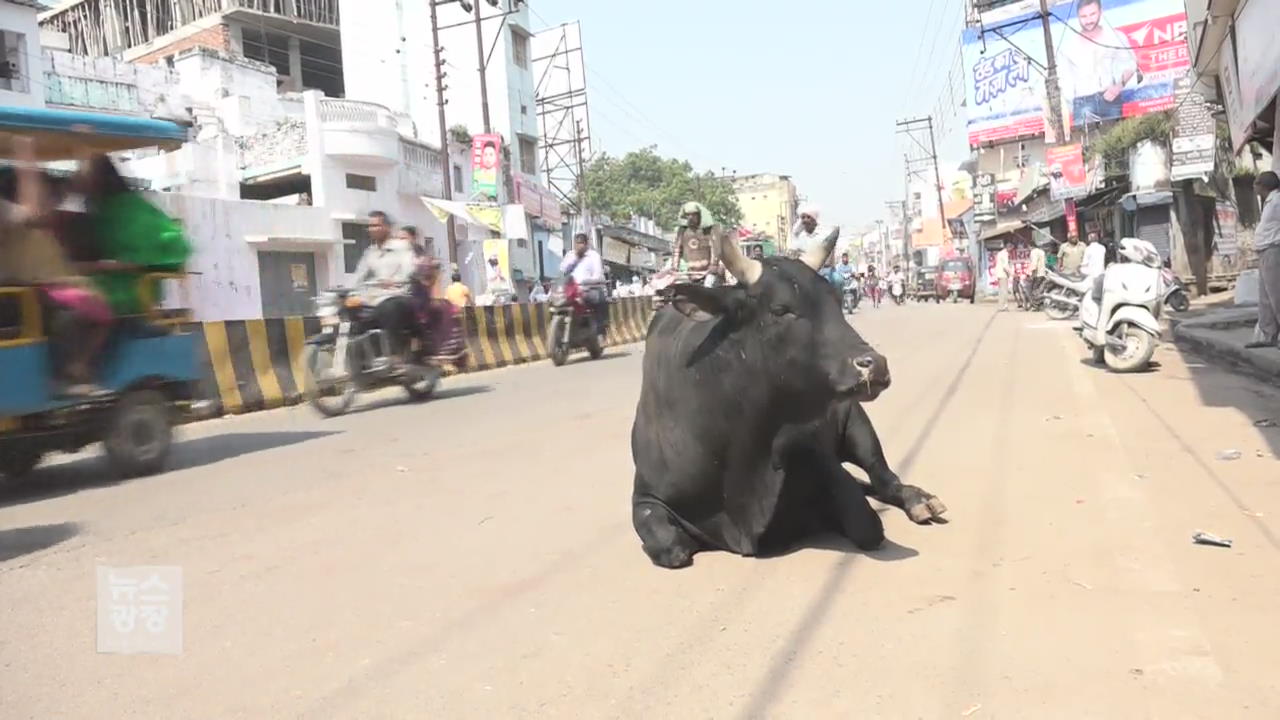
1170 342 1280 460
758 532 919 563
567 349 631 365
340 384 493 417
0 431 337 509
0 521 81 562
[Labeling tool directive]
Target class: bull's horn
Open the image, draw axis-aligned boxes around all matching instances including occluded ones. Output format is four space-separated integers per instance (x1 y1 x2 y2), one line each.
717 230 762 285
800 227 841 271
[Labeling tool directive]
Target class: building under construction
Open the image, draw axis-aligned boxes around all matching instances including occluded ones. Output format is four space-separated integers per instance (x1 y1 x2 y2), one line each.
39 0 344 97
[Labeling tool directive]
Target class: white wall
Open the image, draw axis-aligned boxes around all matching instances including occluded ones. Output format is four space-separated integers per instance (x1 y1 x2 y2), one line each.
146 193 337 321
42 48 180 116
0 1 44 108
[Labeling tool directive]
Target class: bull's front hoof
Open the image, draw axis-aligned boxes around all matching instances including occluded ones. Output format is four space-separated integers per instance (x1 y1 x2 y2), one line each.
647 545 694 569
926 497 948 518
902 487 948 524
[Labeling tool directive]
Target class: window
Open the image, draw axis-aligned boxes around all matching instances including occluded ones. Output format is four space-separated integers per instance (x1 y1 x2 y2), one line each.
520 104 528 117
518 136 537 175
512 30 530 69
0 31 27 93
345 173 377 191
341 221 370 273
452 164 463 193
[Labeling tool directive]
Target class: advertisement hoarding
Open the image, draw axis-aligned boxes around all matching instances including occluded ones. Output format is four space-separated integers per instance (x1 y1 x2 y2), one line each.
962 0 1189 146
471 134 502 200
1170 73 1216 180
973 173 998 222
1046 143 1088 200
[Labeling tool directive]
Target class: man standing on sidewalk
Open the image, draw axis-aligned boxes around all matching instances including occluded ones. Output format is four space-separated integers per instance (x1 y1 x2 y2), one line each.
1059 234 1086 275
995 239 1013 311
1246 171 1280 350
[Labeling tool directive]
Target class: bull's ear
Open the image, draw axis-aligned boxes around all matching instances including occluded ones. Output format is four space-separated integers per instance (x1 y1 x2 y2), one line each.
669 284 749 323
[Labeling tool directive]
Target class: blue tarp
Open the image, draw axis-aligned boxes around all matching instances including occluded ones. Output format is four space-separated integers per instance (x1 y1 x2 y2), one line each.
0 106 188 160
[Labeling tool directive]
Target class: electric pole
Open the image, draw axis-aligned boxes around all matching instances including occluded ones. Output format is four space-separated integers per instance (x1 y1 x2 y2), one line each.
1039 0 1068 144
430 0 457 264
574 119 588 219
472 0 491 134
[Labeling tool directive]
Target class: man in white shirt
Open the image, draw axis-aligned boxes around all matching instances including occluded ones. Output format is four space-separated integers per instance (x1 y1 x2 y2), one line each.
560 232 608 338
485 254 512 298
995 240 1013 311
1057 0 1141 125
790 204 833 260
1080 233 1107 278
1028 241 1047 296
1247 171 1280 350
352 211 417 366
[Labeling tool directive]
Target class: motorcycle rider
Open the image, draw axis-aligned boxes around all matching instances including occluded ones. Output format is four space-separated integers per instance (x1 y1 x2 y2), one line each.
671 202 721 285
352 210 417 369
560 232 608 339
887 265 906 303
833 253 854 285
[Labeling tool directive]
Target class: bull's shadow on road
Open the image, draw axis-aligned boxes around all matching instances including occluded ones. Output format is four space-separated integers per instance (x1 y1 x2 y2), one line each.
0 430 336 509
757 528 920 563
0 521 81 562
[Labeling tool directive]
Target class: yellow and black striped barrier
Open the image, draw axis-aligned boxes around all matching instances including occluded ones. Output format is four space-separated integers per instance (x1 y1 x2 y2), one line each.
195 298 654 416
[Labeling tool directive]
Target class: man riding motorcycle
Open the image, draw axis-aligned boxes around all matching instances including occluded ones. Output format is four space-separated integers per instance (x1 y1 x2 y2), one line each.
560 232 608 339
671 202 722 286
887 265 906 303
351 210 417 370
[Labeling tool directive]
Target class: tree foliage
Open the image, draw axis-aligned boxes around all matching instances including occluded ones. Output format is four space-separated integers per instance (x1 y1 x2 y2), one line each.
1085 112 1172 167
580 146 742 230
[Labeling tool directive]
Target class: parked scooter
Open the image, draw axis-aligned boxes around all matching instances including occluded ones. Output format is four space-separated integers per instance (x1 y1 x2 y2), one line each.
1041 269 1092 320
1162 267 1190 312
1078 237 1164 373
548 275 605 366
305 288 442 417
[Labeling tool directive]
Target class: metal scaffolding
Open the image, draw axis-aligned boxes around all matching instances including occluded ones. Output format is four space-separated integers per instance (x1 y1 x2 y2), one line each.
532 20 591 213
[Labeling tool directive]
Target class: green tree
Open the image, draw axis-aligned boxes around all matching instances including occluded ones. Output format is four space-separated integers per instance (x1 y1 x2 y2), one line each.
580 146 742 230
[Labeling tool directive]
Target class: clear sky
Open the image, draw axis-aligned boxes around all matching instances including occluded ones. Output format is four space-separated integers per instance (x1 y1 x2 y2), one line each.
528 0 972 231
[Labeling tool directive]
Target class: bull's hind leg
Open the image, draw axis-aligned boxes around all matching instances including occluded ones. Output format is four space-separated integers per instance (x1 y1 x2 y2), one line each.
834 399 947 524
632 501 698 569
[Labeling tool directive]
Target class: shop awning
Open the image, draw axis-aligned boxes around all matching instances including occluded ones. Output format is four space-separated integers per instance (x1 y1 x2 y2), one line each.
979 220 1026 242
0 105 189 161
1121 191 1174 211
421 197 504 232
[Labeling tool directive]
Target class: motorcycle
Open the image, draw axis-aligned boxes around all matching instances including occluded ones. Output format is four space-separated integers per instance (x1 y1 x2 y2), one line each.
1078 237 1164 373
1041 269 1092 320
304 288 443 417
1162 268 1190 312
548 275 605 366
842 278 861 313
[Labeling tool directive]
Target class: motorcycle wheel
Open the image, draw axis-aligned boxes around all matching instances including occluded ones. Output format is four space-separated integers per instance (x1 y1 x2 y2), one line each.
1169 291 1190 313
549 316 570 367
0 444 42 483
103 389 173 478
1105 324 1156 373
1044 299 1076 321
403 366 441 402
305 344 358 417
587 333 604 360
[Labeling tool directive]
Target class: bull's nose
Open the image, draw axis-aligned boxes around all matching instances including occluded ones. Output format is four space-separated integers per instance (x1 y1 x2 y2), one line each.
854 354 877 370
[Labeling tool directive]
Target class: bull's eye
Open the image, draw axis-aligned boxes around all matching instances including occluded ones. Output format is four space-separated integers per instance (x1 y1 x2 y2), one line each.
770 305 796 318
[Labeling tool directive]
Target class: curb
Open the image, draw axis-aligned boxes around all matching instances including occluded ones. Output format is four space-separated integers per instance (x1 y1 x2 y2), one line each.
1172 323 1280 388
196 297 655 418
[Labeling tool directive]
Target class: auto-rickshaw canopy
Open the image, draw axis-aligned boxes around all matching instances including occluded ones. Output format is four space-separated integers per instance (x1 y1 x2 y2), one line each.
0 106 188 161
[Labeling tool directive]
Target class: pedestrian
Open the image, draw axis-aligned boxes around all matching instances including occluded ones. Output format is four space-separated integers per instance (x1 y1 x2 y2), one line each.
445 272 473 307
1081 232 1106 279
1028 240 1047 297
1246 171 1280 350
995 239 1013 311
1059 233 1086 275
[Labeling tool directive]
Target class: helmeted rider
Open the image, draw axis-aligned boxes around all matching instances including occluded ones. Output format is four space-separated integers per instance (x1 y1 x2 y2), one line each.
671 202 722 286
560 232 608 339
888 264 906 300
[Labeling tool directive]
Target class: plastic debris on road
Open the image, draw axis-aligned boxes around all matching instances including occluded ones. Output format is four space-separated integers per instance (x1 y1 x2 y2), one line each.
961 704 982 717
1216 449 1242 461
1191 530 1233 548
1254 418 1277 428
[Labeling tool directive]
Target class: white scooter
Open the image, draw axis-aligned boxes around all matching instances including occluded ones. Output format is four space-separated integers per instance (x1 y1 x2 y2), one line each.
1077 237 1164 373
1041 269 1093 320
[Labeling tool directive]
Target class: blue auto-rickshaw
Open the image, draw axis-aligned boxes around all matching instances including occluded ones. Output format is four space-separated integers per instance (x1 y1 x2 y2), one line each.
0 106 203 483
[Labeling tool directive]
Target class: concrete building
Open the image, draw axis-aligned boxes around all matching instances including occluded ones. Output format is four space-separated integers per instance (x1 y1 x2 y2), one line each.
731 173 798 249
1 0 46 109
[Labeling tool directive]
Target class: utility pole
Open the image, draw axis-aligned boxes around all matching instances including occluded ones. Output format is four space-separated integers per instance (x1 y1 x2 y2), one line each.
574 119 588 221
472 0 491 134
429 0 458 264
1039 0 1068 144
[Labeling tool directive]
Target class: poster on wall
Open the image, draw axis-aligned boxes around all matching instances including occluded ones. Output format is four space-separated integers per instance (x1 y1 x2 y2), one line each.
1170 73 1217 180
482 238 511 292
1046 143 1088 200
471 134 502 200
1214 202 1238 256
961 0 1190 146
974 173 998 222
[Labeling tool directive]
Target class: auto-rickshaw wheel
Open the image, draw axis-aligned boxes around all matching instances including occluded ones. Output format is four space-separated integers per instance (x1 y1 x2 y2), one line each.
0 445 42 481
104 389 173 478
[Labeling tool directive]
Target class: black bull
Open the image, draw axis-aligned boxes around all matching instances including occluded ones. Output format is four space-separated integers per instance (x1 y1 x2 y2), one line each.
630 257 946 569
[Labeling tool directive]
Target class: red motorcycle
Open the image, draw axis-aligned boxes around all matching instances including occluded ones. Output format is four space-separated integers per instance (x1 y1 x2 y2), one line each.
548 275 604 366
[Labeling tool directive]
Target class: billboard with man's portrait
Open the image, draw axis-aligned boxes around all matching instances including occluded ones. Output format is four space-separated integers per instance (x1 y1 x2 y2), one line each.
961 0 1190 146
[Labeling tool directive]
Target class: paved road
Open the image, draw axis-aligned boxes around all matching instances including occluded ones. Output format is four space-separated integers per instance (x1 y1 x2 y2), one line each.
3 303 1280 718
